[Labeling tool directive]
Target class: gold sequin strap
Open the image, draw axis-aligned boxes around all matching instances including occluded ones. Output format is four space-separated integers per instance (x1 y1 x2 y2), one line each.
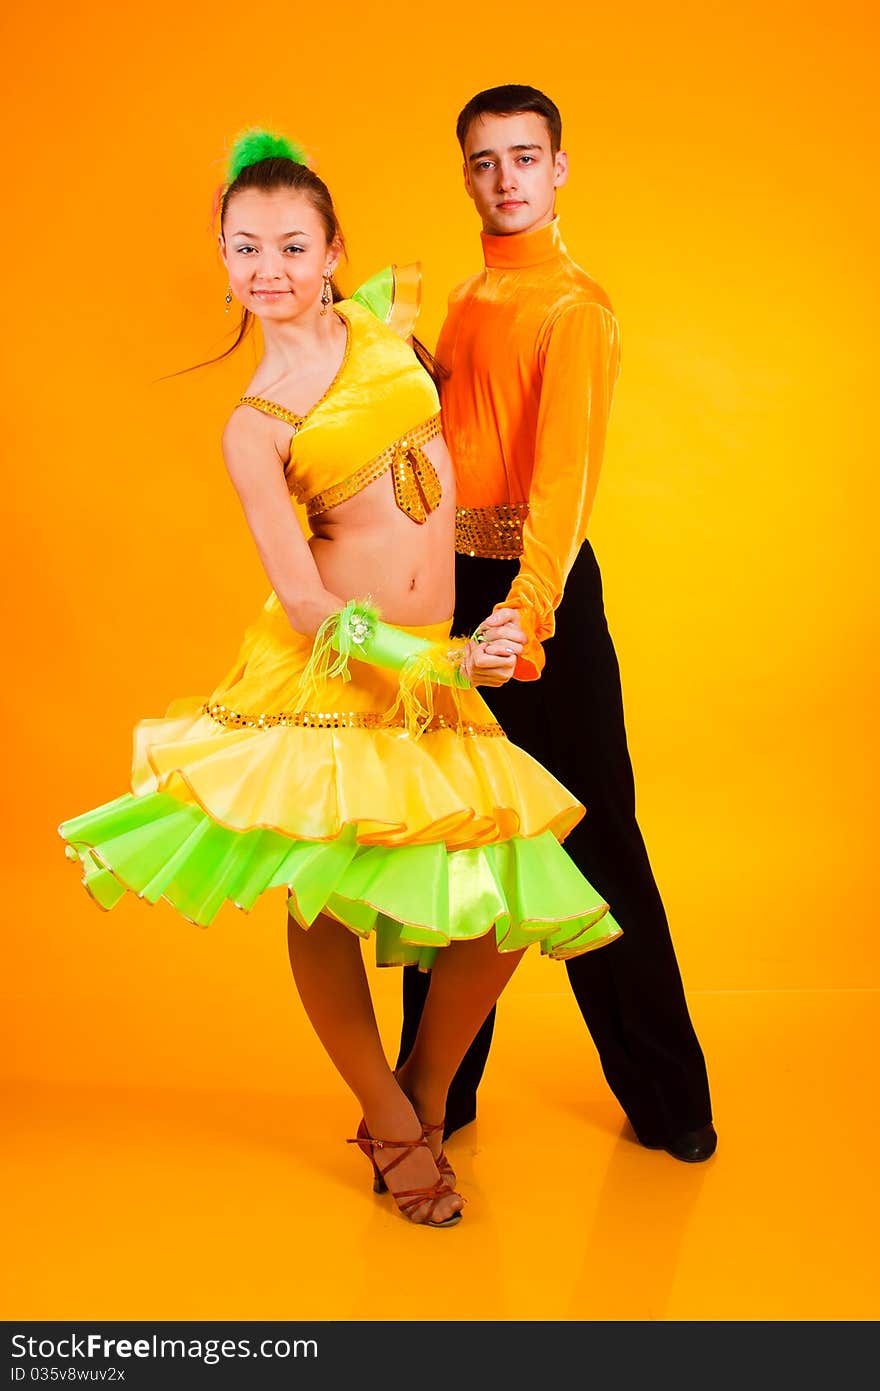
455 502 529 559
203 701 505 737
239 396 306 432
306 413 443 521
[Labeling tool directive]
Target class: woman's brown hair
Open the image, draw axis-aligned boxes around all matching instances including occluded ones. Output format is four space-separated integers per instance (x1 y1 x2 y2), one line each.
196 156 346 371
186 152 442 385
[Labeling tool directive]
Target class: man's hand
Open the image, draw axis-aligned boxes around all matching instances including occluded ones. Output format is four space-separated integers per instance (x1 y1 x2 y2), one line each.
461 608 527 687
473 608 527 650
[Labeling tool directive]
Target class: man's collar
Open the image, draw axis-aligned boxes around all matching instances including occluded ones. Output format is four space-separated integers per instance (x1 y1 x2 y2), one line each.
481 217 566 269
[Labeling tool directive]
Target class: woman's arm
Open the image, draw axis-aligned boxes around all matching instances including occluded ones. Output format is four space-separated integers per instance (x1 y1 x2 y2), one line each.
223 408 519 687
222 408 342 636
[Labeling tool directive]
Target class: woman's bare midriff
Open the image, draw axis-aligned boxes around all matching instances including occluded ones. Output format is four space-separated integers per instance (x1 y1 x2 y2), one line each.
307 436 456 627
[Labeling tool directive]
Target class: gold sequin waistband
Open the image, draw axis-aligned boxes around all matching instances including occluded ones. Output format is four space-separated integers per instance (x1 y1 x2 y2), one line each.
203 701 505 738
454 503 529 559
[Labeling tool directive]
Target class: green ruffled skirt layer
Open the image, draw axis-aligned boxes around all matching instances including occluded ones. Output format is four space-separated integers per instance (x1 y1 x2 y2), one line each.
60 791 621 969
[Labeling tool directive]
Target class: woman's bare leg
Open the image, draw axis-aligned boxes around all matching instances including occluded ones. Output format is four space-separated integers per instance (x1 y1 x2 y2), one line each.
396 931 525 1157
286 911 462 1222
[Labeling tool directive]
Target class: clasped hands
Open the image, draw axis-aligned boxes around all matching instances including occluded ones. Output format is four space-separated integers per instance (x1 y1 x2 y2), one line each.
460 608 526 687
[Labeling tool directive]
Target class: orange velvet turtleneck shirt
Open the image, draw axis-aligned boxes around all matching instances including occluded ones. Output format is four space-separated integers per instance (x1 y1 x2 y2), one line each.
436 218 621 681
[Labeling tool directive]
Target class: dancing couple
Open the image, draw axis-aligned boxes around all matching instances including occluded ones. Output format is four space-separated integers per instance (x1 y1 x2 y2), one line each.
61 86 714 1231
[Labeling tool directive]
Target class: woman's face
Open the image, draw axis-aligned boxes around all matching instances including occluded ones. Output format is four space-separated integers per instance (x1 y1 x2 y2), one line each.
220 188 338 322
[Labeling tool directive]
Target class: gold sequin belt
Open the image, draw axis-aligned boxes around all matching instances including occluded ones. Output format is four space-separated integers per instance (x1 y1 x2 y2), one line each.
203 701 505 737
454 502 529 559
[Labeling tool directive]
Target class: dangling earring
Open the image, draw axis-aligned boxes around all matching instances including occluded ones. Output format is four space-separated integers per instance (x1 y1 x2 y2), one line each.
320 272 333 315
224 285 233 314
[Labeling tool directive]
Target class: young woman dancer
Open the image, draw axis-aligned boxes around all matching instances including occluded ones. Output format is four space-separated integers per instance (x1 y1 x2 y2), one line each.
59 131 621 1228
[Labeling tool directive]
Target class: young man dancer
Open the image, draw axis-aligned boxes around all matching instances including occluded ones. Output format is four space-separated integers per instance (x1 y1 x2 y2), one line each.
397 85 716 1162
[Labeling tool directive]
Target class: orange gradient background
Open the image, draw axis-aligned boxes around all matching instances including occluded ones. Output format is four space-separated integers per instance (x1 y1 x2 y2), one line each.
2 0 877 1321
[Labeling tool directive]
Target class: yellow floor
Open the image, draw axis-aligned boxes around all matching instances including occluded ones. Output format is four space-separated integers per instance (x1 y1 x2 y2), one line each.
3 986 877 1322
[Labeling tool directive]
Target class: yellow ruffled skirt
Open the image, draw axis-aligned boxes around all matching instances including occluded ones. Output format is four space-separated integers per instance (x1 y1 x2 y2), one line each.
60 593 622 966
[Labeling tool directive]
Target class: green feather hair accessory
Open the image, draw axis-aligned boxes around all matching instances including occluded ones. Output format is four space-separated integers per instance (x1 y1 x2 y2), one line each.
226 128 308 185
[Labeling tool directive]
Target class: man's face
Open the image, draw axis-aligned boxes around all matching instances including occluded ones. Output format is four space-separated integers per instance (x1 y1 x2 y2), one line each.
461 111 568 237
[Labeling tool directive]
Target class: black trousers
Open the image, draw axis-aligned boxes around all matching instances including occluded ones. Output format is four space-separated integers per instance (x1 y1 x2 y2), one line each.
397 544 712 1146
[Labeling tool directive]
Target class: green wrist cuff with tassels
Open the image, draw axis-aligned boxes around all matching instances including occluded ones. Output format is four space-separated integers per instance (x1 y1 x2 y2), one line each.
294 602 470 739
332 602 469 688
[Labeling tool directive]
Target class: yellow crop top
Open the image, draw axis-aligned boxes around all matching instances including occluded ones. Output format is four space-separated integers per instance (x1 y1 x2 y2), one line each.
239 298 442 526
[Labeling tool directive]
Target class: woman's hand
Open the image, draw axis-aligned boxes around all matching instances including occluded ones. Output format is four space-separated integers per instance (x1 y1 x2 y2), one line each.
462 640 516 687
461 609 526 687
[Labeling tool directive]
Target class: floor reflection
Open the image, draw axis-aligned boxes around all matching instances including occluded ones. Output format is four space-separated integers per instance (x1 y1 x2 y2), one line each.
565 1124 711 1319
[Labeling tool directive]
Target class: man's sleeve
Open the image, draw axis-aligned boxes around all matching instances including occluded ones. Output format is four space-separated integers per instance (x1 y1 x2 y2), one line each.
498 299 621 681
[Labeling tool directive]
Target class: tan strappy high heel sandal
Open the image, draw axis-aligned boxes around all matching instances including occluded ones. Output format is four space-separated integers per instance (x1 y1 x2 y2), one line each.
420 1120 456 1189
347 1119 463 1228
390 1071 456 1188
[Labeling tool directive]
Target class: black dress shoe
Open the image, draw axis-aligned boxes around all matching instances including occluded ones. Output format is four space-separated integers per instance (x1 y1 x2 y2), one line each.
663 1124 717 1163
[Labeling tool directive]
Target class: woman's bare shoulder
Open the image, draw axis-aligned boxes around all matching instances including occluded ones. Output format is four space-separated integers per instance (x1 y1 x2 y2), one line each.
222 402 285 475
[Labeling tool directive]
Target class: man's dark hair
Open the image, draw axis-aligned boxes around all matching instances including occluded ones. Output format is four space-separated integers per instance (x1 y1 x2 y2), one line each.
455 84 562 155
